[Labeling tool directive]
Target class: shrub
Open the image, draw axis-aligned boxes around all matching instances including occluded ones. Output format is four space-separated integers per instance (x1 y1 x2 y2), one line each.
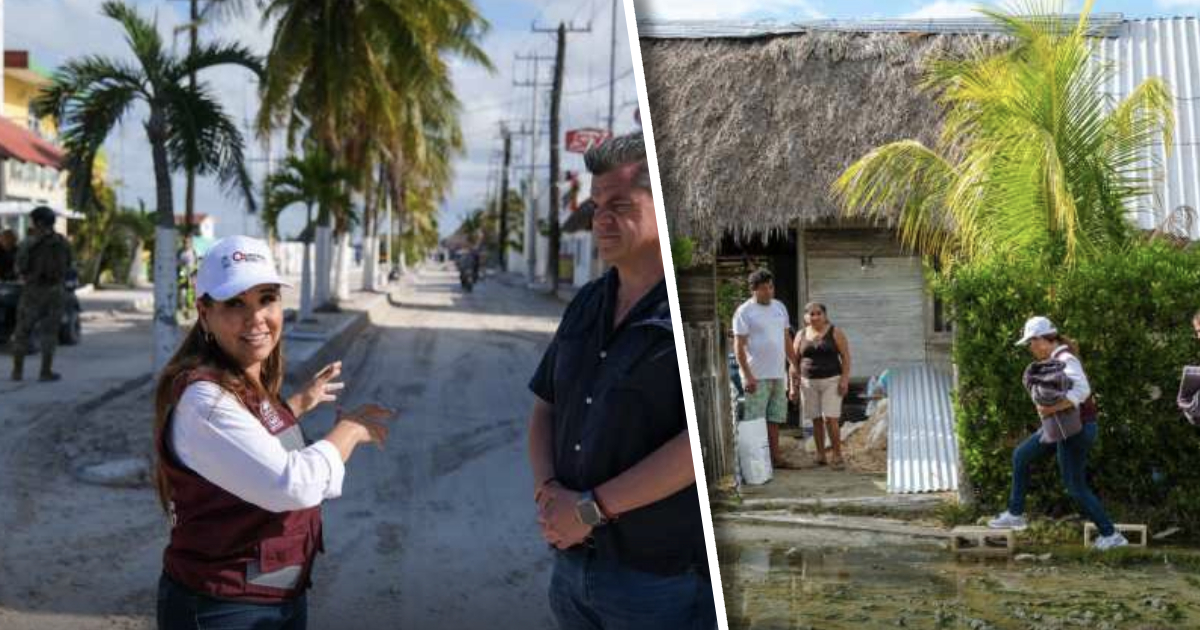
936 241 1200 532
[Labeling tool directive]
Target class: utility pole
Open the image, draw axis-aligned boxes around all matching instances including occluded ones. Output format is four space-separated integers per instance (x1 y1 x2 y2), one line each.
533 21 590 294
513 52 554 283
498 127 512 271
608 0 618 133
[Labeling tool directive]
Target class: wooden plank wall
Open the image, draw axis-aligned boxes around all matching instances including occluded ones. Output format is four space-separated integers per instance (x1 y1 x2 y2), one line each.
684 322 735 487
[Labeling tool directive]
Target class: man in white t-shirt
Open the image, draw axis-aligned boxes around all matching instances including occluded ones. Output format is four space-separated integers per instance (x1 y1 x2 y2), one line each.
733 268 796 468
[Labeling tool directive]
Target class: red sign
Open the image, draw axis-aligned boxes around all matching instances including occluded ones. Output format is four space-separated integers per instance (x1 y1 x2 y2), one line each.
565 128 612 154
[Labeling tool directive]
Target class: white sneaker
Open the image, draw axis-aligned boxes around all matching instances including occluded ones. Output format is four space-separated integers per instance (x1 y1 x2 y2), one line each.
987 511 1028 530
1093 532 1129 551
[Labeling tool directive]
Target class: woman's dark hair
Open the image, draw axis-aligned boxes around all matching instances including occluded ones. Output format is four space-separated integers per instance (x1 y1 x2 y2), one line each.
151 295 285 514
748 268 773 289
1040 332 1080 358
803 302 828 317
1192 309 1200 324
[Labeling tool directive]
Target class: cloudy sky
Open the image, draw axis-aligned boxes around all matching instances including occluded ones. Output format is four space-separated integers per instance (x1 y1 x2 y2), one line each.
6 0 640 239
6 1 1195 239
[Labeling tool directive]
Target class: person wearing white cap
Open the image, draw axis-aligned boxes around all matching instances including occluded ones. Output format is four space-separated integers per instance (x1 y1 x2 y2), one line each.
151 235 396 629
988 316 1127 551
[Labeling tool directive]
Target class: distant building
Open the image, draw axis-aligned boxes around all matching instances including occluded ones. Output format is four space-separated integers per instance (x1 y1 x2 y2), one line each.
561 198 604 288
174 213 217 240
0 50 69 236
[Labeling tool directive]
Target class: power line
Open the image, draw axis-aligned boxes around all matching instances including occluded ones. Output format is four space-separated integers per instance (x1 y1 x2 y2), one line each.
563 67 634 97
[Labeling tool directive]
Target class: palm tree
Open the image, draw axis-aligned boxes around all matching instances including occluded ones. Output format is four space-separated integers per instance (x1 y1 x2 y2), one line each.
179 0 264 258
263 149 352 320
258 0 491 305
35 0 262 370
832 0 1174 268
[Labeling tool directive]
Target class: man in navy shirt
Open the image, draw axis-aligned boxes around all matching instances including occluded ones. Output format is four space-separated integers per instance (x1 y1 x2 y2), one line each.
527 133 716 630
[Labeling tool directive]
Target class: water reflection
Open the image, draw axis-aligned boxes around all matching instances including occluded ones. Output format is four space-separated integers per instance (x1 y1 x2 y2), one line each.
720 538 1200 630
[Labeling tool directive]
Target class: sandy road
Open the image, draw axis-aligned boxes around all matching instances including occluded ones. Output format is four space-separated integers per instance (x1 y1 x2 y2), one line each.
0 265 563 629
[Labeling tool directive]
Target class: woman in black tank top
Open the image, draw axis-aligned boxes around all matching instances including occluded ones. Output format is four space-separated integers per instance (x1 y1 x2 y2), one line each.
790 302 852 468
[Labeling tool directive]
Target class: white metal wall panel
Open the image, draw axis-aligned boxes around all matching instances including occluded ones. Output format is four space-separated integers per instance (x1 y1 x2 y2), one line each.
887 364 959 494
637 14 1125 39
1102 18 1200 236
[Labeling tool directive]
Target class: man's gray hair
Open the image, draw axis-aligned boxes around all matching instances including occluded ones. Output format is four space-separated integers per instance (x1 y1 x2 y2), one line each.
584 132 652 191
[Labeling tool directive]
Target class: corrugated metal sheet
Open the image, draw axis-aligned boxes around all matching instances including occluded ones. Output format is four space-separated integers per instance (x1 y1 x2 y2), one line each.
887 364 959 494
1100 18 1200 237
637 14 1125 40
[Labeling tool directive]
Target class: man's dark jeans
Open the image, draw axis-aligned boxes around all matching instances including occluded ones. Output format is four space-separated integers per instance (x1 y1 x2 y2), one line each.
1007 422 1115 536
549 549 716 630
157 574 307 630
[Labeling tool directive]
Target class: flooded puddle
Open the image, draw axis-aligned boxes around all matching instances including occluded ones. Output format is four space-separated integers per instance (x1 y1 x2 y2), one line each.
719 524 1200 630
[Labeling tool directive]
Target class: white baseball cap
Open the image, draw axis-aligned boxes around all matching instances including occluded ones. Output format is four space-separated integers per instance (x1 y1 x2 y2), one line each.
196 235 291 301
1015 316 1056 346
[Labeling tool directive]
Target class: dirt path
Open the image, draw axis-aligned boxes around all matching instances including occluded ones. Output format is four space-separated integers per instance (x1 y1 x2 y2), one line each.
0 266 563 629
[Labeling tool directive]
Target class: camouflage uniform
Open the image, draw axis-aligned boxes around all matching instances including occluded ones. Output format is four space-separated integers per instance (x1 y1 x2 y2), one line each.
11 231 72 379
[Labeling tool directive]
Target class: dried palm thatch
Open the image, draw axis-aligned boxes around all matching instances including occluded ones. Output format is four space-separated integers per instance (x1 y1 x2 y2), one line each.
642 30 998 257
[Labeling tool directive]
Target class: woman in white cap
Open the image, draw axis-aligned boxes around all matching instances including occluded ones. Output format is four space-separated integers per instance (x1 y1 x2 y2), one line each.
988 316 1126 550
152 235 395 629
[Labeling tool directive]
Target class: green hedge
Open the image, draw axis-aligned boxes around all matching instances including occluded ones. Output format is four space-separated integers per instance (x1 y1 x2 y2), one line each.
935 241 1200 530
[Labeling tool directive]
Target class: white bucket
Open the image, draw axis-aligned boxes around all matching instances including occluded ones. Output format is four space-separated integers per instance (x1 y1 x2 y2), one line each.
736 417 773 485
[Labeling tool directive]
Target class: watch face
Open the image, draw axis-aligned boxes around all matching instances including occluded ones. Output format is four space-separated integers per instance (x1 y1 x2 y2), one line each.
578 500 604 526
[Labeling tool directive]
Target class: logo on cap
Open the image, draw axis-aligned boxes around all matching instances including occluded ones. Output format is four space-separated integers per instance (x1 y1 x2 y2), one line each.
221 251 267 269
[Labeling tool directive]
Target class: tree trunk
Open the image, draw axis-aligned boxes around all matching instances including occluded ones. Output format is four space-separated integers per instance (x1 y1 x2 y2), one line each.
314 210 332 308
148 111 179 373
127 239 145 286
300 204 314 321
333 230 351 302
362 167 377 292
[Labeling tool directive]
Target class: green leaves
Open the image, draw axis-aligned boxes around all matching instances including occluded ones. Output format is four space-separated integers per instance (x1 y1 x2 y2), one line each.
39 1 261 221
834 0 1173 269
945 242 1200 532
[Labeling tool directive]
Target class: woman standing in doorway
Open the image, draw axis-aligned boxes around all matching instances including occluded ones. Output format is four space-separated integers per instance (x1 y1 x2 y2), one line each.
987 316 1126 550
792 302 851 469
153 235 395 629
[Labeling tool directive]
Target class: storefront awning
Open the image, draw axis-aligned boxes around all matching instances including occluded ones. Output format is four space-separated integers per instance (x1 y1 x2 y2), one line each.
0 116 64 169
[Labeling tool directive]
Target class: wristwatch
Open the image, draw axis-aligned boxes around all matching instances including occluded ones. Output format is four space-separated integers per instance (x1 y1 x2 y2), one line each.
575 490 609 527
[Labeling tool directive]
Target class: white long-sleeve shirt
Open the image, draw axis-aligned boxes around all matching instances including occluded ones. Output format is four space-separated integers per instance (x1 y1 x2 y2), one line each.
1052 345 1092 407
170 381 345 513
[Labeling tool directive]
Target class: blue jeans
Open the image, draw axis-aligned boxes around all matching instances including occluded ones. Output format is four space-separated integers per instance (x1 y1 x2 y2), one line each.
157 574 307 630
1006 422 1115 536
549 550 717 630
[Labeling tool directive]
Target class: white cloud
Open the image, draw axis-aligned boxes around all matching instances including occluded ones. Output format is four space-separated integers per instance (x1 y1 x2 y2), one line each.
441 0 641 236
632 0 824 20
902 1 982 19
8 1 641 240
1155 0 1200 8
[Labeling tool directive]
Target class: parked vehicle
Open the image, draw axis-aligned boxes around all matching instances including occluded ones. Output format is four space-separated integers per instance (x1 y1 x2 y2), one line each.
0 269 83 349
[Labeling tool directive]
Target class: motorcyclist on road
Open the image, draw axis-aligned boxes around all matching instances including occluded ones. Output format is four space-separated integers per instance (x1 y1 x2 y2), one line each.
11 206 73 382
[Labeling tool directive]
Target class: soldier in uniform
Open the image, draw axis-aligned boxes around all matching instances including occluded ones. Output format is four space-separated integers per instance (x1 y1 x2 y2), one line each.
11 206 73 382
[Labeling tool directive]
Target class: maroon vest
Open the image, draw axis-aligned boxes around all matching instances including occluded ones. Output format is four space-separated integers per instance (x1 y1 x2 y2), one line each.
1051 347 1099 423
158 369 323 603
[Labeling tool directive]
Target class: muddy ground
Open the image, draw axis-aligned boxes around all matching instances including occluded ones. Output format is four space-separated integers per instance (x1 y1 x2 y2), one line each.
719 522 1200 630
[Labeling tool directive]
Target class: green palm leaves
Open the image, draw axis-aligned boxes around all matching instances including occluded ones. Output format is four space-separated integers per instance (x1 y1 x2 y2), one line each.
833 0 1174 267
263 150 353 241
34 1 262 223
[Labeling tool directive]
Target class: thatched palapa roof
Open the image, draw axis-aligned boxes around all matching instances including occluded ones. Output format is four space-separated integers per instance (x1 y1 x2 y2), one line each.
641 26 991 255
